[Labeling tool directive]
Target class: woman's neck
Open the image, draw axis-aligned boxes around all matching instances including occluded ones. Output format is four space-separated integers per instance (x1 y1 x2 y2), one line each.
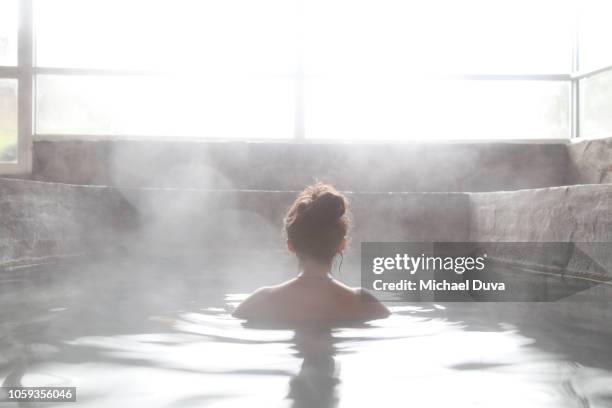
298 258 332 278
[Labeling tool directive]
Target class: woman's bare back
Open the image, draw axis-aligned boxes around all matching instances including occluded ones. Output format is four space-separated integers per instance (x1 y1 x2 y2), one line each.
233 276 389 322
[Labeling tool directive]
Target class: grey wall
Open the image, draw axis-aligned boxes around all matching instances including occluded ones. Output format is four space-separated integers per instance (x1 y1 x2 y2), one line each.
31 140 568 192
0 177 470 267
4 137 612 272
568 137 612 185
2 175 611 280
0 178 136 267
469 184 612 277
470 184 612 242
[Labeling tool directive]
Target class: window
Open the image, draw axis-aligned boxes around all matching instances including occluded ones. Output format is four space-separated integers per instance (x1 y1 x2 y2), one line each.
580 70 612 139
302 0 573 141
0 0 22 172
0 0 18 66
306 79 569 140
34 0 296 139
32 0 575 143
577 0 612 72
304 0 573 76
35 0 296 73
3 0 612 175
575 0 612 140
36 75 294 138
0 79 18 162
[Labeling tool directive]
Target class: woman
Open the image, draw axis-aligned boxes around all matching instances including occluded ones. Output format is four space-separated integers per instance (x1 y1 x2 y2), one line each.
233 182 390 322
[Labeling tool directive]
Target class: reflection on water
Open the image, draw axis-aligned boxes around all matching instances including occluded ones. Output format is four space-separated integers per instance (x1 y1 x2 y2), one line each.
288 328 339 408
1 259 612 407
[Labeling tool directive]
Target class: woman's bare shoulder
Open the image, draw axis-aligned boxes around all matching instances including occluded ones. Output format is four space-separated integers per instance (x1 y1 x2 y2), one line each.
328 281 390 320
354 288 391 319
232 286 274 319
232 281 390 322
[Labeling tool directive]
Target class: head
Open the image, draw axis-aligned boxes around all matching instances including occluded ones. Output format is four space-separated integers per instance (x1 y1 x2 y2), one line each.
284 183 350 267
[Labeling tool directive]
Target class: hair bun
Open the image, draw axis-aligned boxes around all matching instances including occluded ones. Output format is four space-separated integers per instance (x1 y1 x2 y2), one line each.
284 183 350 261
308 191 345 221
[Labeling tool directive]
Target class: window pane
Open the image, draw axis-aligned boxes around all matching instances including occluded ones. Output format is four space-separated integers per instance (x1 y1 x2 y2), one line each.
0 0 18 65
580 69 612 139
0 79 18 163
305 0 573 76
36 75 294 139
578 0 612 71
35 0 297 74
306 79 569 140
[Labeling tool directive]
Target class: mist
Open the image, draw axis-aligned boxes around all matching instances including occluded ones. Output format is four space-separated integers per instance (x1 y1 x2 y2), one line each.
2 0 612 406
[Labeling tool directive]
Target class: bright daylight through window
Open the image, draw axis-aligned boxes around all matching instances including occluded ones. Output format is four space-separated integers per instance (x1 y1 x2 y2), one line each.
0 0 18 163
33 0 574 141
1 0 612 173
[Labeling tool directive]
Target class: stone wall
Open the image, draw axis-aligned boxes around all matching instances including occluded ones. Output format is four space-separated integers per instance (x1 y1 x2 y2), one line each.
3 176 611 269
0 178 136 267
568 137 612 185
469 184 612 277
0 177 470 267
469 184 612 242
31 139 568 192
4 134 612 273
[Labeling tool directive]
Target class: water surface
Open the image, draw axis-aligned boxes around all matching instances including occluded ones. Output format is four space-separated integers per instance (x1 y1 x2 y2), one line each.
1 257 612 407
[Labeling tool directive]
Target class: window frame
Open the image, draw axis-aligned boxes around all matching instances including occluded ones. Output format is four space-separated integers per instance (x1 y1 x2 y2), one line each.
0 0 33 175
570 2 612 141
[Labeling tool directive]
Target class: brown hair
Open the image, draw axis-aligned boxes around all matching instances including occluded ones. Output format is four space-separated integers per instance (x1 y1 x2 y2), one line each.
284 182 350 263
